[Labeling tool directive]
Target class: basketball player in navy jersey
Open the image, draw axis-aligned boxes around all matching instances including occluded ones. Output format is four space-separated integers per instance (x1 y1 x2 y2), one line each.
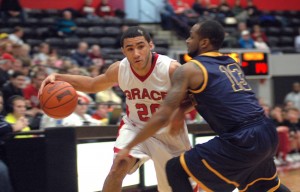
115 20 291 191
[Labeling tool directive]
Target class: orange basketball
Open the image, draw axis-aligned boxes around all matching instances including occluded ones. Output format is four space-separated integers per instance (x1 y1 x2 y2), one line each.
39 81 78 119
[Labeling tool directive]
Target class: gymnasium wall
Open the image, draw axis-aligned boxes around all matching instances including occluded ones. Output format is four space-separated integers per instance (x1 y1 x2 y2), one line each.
19 0 300 11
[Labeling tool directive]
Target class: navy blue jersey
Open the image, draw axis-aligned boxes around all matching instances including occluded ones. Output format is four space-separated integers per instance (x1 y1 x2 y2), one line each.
189 52 264 135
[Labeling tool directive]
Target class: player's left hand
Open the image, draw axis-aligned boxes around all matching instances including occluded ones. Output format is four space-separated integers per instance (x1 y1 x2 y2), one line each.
112 147 131 171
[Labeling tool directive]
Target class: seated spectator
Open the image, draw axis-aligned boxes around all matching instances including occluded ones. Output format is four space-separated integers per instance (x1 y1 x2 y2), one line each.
92 103 109 125
259 10 278 27
55 10 77 37
295 28 300 53
283 107 300 154
2 71 26 114
97 0 115 18
62 93 102 126
174 0 198 18
245 0 260 26
254 35 270 51
0 53 15 89
0 0 26 23
95 64 122 105
238 30 255 49
23 71 46 116
80 0 98 20
70 42 93 67
33 43 50 64
8 26 24 46
88 44 104 68
284 82 300 112
251 24 267 42
232 0 244 16
223 32 238 48
0 33 10 44
217 0 233 18
160 0 176 30
192 0 206 15
0 91 28 192
0 42 14 55
4 95 32 138
232 21 248 39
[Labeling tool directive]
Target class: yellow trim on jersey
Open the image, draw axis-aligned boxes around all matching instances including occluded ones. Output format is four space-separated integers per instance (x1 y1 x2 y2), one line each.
200 52 223 57
202 159 240 187
239 172 278 192
189 60 208 94
267 179 281 192
179 153 213 192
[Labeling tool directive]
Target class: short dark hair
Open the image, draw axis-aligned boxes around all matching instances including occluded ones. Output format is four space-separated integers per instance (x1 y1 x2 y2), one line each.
10 71 24 79
120 26 152 47
197 20 225 49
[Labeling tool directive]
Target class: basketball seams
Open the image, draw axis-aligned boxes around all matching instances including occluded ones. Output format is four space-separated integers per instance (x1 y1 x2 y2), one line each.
41 85 75 109
39 81 78 119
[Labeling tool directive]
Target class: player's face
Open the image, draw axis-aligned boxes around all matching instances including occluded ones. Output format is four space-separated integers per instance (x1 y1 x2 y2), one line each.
186 24 201 58
122 36 154 72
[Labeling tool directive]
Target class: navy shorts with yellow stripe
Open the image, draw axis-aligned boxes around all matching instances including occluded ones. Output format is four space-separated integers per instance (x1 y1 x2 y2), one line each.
180 117 280 192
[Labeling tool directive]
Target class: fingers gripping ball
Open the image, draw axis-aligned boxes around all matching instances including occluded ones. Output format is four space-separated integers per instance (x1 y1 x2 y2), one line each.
39 81 78 119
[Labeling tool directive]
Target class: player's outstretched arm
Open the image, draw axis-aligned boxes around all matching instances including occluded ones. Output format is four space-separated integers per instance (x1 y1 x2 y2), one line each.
39 62 120 95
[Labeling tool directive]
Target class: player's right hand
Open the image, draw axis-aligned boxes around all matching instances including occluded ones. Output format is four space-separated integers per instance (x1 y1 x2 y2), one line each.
39 73 57 96
169 109 185 136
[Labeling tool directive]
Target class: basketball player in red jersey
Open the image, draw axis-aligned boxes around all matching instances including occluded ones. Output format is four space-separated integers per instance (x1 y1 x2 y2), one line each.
39 26 192 192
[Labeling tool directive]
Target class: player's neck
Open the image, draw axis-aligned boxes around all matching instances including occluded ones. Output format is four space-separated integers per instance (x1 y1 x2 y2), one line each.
132 53 154 77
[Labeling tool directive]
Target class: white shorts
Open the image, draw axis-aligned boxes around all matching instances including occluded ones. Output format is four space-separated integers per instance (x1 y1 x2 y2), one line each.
114 116 191 192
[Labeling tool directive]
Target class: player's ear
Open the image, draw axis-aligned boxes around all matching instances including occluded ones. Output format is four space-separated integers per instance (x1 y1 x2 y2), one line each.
149 41 155 50
121 47 125 55
200 38 209 48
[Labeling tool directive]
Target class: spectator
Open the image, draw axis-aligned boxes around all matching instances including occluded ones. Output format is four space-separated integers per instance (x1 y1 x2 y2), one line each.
0 33 10 44
0 53 15 89
95 65 122 105
238 30 255 49
217 0 233 18
2 71 26 114
97 0 115 18
251 24 267 42
33 43 50 64
295 28 300 53
92 103 109 122
55 10 77 37
88 44 104 68
160 0 176 30
70 42 93 67
254 35 270 51
283 107 300 154
0 42 14 55
0 91 28 192
23 71 47 110
245 0 260 26
0 0 26 23
284 82 300 112
62 94 101 126
232 21 248 39
8 27 24 46
223 32 238 48
232 0 244 16
80 0 98 20
4 95 32 138
192 0 206 15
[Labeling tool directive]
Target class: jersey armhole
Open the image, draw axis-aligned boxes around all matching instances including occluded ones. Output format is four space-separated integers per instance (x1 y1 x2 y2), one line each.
188 59 208 94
